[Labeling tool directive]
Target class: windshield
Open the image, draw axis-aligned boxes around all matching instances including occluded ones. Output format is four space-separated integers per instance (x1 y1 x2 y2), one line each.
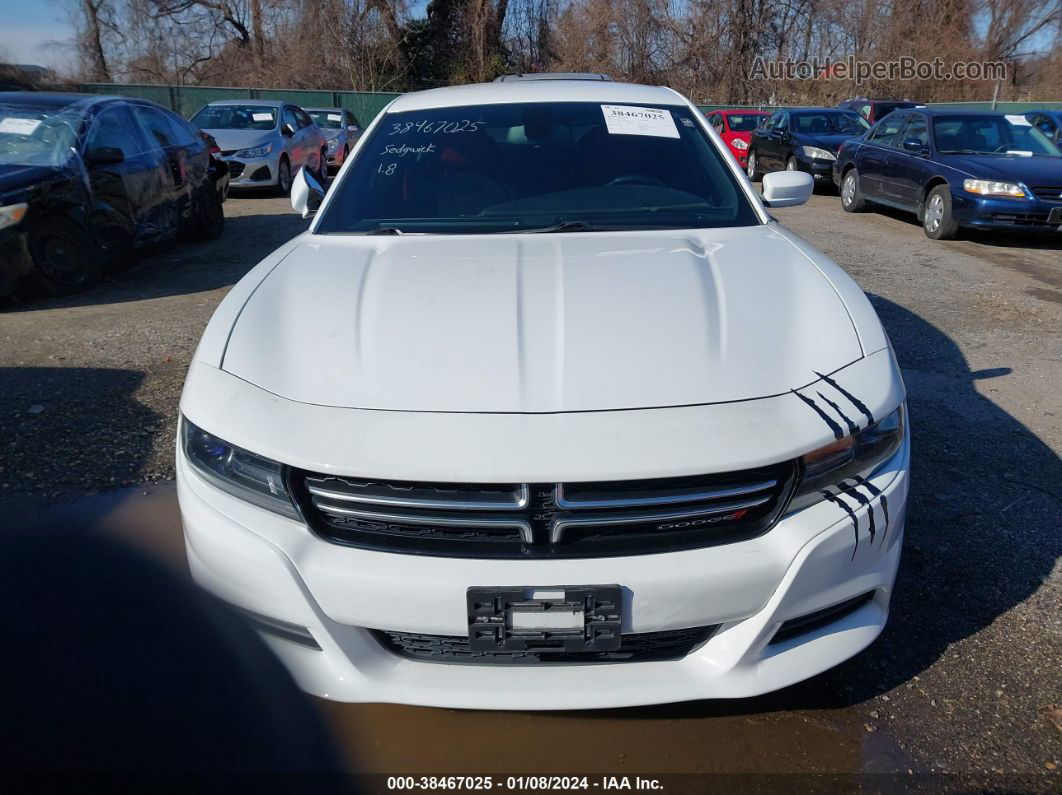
316 102 760 234
792 112 870 135
190 105 277 131
933 115 1061 157
875 102 914 118
726 114 767 132
0 103 81 167
309 110 343 129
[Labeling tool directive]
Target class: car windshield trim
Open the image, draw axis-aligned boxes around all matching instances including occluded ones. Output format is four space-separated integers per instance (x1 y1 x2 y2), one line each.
315 101 761 235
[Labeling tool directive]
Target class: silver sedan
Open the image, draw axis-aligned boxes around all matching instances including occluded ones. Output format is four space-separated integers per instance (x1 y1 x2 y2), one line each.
305 108 362 172
190 100 326 194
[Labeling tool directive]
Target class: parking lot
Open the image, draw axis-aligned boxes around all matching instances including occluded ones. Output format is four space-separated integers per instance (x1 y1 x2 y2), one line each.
0 190 1059 780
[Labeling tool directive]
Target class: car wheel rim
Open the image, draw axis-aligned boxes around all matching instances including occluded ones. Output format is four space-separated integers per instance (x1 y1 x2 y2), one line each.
787 159 796 171
747 154 755 178
38 236 84 284
279 162 290 191
926 196 943 230
842 174 855 204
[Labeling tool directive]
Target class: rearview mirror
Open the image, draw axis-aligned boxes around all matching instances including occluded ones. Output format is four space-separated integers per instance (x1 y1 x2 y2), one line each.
760 170 813 208
291 166 325 218
84 146 125 166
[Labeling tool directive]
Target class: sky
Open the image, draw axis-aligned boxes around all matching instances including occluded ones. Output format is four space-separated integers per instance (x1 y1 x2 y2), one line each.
0 0 76 70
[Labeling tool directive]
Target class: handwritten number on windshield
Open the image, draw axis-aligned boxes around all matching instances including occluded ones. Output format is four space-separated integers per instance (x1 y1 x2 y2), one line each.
389 119 484 135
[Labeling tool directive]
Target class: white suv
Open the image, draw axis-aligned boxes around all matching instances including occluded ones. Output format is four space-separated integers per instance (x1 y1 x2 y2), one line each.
177 76 908 709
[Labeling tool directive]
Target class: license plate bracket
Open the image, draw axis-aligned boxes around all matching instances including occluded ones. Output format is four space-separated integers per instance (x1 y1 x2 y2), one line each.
467 585 622 653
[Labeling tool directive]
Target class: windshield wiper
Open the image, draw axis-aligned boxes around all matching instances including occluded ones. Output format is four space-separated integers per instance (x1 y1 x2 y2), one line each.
504 220 600 234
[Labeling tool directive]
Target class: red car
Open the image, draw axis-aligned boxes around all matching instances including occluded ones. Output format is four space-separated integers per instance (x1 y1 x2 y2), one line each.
705 109 770 167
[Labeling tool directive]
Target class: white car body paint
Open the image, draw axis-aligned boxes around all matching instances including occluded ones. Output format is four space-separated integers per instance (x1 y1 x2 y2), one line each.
178 79 909 708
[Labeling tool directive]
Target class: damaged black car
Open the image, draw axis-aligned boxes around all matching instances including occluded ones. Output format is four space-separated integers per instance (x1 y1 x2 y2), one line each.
0 92 228 296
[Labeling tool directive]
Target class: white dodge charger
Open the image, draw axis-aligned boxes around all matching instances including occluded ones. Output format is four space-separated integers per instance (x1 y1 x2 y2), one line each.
177 75 908 709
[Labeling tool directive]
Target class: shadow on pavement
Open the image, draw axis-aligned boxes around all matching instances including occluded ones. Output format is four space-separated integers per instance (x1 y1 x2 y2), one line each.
0 211 309 312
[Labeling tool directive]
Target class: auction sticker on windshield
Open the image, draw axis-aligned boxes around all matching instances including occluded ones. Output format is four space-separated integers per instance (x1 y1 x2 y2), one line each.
0 118 42 135
601 105 679 139
252 112 274 122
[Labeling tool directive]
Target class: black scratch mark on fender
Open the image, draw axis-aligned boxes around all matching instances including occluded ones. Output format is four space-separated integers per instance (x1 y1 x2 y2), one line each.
815 370 875 426
817 391 859 436
822 490 860 559
794 391 844 440
840 482 876 545
853 476 890 545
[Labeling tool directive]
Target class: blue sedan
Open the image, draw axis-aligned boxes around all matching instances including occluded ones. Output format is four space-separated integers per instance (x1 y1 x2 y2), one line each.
832 108 1062 239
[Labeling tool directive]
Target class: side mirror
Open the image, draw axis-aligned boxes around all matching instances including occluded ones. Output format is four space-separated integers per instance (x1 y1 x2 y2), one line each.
281 123 295 138
291 166 326 218
347 125 359 133
902 138 924 152
84 146 125 166
760 170 813 208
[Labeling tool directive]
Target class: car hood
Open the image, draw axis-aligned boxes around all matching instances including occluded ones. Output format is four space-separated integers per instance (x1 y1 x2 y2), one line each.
799 133 860 152
220 226 863 413
0 163 67 198
201 129 275 151
940 154 1062 185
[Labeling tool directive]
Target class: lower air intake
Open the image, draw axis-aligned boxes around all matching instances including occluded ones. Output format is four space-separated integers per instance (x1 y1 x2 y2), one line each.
371 625 718 665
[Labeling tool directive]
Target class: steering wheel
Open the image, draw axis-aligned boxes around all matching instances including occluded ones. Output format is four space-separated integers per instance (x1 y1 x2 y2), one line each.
607 174 664 187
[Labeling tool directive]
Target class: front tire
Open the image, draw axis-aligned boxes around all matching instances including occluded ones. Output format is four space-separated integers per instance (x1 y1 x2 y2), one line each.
746 150 760 181
923 185 960 240
274 156 292 196
841 168 867 212
28 217 102 296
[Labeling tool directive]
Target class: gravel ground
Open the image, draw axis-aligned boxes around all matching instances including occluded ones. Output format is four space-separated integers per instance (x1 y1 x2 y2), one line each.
0 189 1059 781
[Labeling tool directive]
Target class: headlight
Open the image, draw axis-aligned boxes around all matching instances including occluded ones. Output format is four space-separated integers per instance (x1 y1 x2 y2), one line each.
326 137 339 153
802 146 837 161
0 202 28 230
181 417 298 519
786 404 905 514
963 179 1026 198
731 139 748 150
234 143 272 158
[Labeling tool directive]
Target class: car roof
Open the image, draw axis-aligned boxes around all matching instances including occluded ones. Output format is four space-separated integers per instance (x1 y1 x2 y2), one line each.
717 108 768 114
0 91 123 109
788 107 861 114
206 99 285 107
388 79 685 113
304 107 344 112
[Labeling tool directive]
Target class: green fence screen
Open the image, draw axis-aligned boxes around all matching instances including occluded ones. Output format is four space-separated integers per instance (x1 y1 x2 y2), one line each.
74 83 1061 123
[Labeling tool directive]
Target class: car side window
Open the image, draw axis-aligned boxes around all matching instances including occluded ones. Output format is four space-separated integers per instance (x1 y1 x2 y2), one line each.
860 104 872 120
160 109 196 146
900 114 929 149
867 114 906 148
348 113 361 129
281 106 299 132
294 108 313 128
131 105 176 149
85 106 146 156
776 112 789 131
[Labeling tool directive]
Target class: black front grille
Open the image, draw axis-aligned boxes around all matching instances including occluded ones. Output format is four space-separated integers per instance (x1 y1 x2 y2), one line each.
372 625 718 664
292 462 797 558
1029 185 1062 202
227 161 245 178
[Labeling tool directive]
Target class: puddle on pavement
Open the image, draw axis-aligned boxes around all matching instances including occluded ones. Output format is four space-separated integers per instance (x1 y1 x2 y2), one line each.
7 483 909 776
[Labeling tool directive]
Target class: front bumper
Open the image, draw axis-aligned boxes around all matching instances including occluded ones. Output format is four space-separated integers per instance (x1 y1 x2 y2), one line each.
797 157 837 181
951 192 1062 232
223 154 279 188
178 433 909 709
